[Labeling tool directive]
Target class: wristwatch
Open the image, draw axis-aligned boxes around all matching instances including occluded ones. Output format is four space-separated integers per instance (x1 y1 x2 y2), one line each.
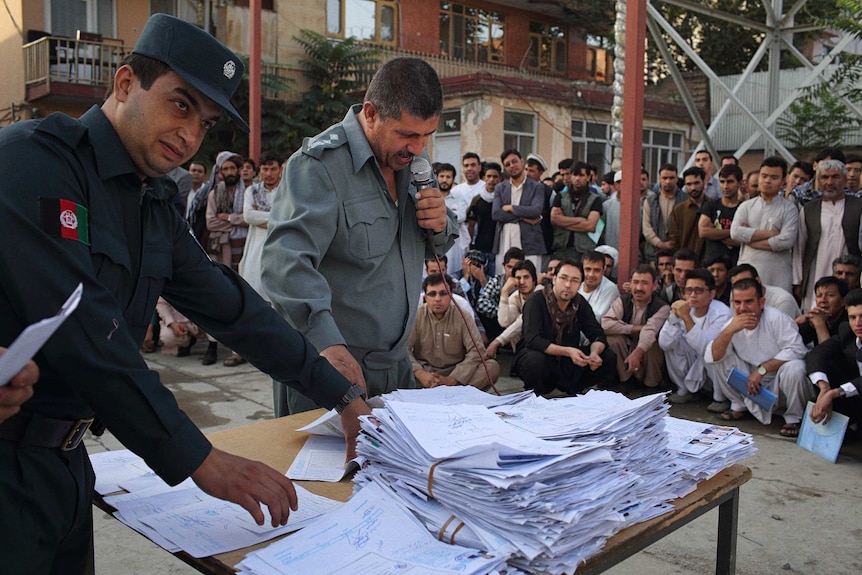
335 384 366 414
757 365 767 376
837 386 847 398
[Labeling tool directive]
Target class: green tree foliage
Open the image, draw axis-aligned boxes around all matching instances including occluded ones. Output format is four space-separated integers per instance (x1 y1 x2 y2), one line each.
281 30 380 152
777 91 861 154
551 0 839 77
648 0 838 77
775 0 862 153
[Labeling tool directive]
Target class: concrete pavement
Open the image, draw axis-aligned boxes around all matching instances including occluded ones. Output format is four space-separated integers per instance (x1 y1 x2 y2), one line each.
87 346 862 574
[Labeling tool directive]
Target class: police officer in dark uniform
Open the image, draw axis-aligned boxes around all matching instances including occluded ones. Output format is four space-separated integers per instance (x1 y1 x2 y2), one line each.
0 15 369 574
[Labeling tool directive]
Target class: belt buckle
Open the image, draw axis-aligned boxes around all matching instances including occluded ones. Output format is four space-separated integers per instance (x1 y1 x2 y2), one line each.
61 417 94 451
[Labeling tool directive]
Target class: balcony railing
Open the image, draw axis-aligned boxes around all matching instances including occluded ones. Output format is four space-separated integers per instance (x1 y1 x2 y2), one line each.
261 44 581 104
23 36 126 91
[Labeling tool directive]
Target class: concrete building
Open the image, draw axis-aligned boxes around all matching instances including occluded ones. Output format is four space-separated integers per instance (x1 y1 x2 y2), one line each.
1 1 704 177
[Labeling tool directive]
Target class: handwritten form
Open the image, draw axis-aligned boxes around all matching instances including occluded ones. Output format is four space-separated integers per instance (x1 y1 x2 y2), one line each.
237 482 507 575
91 450 341 558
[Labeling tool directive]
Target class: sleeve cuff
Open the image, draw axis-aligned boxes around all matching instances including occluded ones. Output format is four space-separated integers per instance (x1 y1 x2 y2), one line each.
809 371 829 386
841 381 859 398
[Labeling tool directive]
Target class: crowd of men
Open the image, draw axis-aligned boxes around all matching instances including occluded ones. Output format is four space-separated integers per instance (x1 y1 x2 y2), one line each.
153 139 862 443
1 13 859 571
139 85 862 443
414 146 862 440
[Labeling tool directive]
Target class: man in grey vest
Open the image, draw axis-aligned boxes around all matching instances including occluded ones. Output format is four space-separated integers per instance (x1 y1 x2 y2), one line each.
793 160 862 310
643 164 687 262
550 160 603 260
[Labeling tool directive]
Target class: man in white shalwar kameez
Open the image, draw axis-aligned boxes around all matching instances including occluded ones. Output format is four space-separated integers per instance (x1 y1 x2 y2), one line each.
704 278 813 437
658 269 732 411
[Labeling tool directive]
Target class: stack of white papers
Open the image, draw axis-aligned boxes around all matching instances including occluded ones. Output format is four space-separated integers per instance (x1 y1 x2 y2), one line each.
90 450 341 558
664 417 757 481
350 389 755 575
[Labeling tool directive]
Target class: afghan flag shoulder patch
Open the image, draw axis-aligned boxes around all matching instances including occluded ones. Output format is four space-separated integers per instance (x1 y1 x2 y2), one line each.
39 197 90 246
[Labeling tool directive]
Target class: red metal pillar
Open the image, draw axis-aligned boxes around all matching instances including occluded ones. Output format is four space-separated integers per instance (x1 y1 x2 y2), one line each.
249 0 262 162
618 0 647 282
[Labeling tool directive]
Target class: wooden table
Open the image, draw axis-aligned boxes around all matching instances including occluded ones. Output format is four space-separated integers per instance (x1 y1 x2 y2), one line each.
94 410 752 575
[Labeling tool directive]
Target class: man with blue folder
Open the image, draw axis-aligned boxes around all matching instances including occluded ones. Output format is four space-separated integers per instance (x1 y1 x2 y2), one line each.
704 277 812 437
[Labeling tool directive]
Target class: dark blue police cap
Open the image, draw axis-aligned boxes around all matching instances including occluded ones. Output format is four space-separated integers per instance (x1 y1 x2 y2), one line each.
132 13 249 132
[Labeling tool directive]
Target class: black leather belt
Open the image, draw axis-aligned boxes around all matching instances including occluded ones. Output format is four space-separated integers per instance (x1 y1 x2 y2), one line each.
0 411 94 451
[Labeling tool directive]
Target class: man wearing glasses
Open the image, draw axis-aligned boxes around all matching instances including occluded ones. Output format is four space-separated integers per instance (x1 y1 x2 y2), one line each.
409 274 499 390
658 269 733 412
513 259 614 396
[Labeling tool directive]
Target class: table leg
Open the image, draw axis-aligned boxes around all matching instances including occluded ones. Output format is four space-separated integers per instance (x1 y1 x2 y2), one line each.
715 487 739 575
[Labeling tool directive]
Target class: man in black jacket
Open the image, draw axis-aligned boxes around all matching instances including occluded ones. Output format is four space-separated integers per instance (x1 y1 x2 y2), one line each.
513 259 615 395
806 288 862 426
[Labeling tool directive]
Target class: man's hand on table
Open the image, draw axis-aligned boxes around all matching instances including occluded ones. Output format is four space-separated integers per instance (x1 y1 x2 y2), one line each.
191 447 298 527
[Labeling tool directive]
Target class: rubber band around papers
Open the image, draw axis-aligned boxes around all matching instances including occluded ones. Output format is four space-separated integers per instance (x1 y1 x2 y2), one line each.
449 521 466 544
438 515 456 540
427 459 448 497
437 515 466 545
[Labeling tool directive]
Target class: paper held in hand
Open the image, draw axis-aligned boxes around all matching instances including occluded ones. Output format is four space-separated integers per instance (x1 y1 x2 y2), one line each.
0 282 83 386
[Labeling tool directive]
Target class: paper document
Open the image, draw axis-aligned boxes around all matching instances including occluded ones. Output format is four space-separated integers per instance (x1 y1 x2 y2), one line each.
727 368 777 412
587 217 605 244
0 282 82 386
797 402 849 463
287 435 358 482
238 482 506 575
136 484 340 558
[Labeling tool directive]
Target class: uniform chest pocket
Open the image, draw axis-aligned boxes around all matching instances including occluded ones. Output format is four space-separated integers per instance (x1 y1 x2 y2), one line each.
126 247 173 329
343 195 393 260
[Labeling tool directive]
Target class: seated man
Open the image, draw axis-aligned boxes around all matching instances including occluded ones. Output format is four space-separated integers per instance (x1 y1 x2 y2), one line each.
424 255 467 299
662 249 698 304
658 269 733 410
805 288 862 427
728 263 800 318
513 259 615 395
579 250 620 320
832 254 861 291
156 297 202 357
486 261 541 357
540 258 561 287
409 274 500 390
603 265 671 391
497 261 541 329
705 255 732 306
459 250 489 309
794 275 848 347
475 247 524 340
705 278 812 438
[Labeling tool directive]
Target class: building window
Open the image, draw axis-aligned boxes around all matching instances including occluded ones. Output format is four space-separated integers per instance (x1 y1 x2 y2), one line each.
438 110 461 134
48 0 115 38
586 35 612 83
642 129 685 182
528 21 566 75
439 2 505 64
571 120 611 176
504 111 535 158
150 0 200 24
327 0 398 46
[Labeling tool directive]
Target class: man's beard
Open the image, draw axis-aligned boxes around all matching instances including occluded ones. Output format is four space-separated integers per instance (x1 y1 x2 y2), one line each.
223 175 238 186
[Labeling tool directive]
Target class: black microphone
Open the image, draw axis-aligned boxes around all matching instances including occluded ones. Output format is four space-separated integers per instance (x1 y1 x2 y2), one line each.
410 157 437 240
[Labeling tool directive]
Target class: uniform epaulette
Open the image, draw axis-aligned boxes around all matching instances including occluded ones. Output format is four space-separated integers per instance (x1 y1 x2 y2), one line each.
34 112 88 148
301 124 347 159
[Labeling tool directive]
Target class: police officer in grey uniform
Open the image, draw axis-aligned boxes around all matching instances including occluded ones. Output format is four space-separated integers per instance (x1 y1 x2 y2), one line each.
0 15 369 574
263 58 457 416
